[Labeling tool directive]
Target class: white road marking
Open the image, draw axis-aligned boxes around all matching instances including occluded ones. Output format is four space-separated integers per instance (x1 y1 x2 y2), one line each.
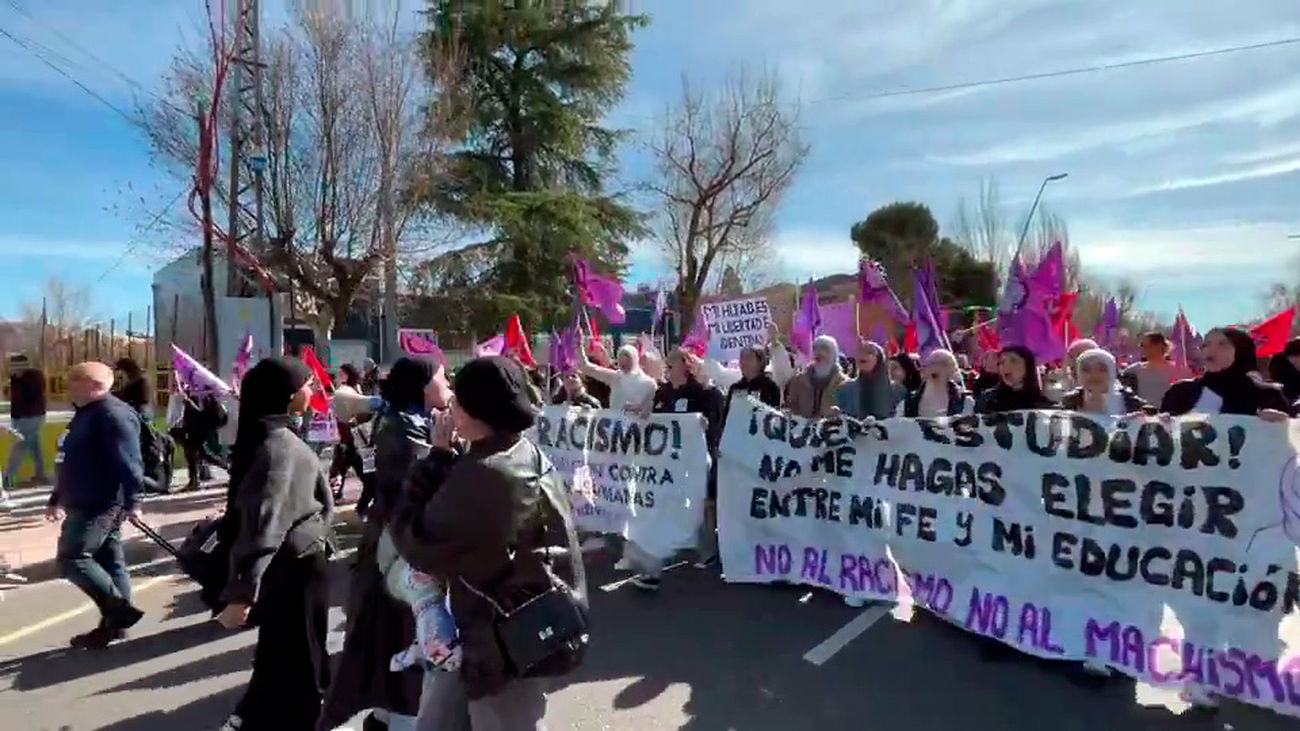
0 575 172 647
599 560 687 592
802 604 891 667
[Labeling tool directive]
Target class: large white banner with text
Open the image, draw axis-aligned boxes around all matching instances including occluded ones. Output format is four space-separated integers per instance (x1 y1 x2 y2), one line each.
530 406 711 558
718 395 1300 717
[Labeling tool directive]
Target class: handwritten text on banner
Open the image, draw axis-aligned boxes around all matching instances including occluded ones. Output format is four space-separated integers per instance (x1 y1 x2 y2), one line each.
717 396 1300 717
700 296 772 364
529 405 711 558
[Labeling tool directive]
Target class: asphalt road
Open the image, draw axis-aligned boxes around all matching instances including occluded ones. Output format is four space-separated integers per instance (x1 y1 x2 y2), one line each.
0 554 1292 731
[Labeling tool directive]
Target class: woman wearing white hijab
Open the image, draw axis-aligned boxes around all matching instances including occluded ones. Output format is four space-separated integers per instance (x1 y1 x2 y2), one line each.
894 350 973 417
578 341 657 415
1061 348 1151 416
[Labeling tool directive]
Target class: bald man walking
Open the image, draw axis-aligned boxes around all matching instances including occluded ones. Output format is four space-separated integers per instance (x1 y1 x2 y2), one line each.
44 362 146 649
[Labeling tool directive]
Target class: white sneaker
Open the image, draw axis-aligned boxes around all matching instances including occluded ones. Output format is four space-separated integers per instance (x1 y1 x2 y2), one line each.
218 715 243 731
843 596 867 608
613 557 633 571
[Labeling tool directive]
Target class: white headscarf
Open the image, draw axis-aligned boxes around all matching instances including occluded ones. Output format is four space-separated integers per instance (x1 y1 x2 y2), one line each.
1076 348 1124 415
811 335 839 379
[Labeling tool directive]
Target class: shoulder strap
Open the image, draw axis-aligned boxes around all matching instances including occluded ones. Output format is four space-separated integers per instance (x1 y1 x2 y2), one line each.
530 440 588 607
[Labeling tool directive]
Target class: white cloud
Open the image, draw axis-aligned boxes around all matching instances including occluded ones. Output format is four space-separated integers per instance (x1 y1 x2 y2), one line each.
1130 155 1300 195
1072 220 1294 273
929 78 1300 166
0 235 120 260
768 229 858 280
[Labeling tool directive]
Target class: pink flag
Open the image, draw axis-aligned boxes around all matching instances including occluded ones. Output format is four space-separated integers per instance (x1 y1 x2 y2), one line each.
819 300 858 353
573 256 626 324
232 332 254 387
172 345 234 395
475 334 505 357
682 310 710 357
399 331 448 368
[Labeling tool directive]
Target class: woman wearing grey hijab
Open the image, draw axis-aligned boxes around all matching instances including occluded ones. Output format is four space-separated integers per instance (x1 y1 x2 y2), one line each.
834 340 894 420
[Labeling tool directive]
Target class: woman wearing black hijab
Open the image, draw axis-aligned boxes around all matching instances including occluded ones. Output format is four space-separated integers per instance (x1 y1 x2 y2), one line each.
393 356 581 730
318 357 444 731
976 345 1058 413
217 357 334 731
1163 328 1292 418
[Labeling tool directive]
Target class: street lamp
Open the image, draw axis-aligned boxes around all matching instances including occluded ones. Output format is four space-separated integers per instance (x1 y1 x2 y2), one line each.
1014 172 1069 257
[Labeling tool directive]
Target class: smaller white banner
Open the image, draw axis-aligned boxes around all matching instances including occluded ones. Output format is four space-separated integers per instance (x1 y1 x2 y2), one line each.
528 405 712 559
700 297 772 364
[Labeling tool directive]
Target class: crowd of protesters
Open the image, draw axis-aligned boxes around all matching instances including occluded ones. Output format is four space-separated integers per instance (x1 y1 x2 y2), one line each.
19 313 1300 728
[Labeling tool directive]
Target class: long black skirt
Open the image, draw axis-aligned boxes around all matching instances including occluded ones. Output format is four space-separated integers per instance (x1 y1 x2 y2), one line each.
315 521 424 730
234 549 331 730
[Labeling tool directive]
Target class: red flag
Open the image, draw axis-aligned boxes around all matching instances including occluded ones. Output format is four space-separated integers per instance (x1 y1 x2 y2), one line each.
977 320 1000 353
903 322 918 354
587 316 603 355
1050 292 1080 346
1251 307 1295 357
504 314 536 367
300 346 333 413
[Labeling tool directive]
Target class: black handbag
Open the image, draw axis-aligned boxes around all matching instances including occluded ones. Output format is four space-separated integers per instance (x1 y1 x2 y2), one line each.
458 444 590 679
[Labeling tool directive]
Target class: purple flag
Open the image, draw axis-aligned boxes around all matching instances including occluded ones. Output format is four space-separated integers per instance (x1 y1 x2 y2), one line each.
172 345 234 395
791 282 821 357
858 258 908 323
998 244 1070 363
475 334 505 357
1029 241 1065 302
550 327 579 372
1094 298 1121 350
573 256 626 324
399 331 448 368
912 260 950 357
819 300 858 354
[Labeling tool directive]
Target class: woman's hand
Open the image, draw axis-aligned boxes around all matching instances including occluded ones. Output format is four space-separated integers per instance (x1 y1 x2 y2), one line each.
1258 408 1290 423
431 412 457 450
217 603 251 629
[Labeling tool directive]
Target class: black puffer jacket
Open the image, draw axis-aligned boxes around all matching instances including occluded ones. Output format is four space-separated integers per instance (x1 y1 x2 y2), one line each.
369 409 431 524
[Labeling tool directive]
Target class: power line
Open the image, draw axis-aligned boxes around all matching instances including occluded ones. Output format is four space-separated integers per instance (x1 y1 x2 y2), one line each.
812 35 1300 104
93 190 188 285
0 23 138 124
3 0 172 107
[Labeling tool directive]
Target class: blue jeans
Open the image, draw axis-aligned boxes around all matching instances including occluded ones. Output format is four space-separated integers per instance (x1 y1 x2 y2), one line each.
57 506 133 617
6 416 48 482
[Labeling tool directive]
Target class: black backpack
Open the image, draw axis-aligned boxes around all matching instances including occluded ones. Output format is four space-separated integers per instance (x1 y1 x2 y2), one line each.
138 413 174 492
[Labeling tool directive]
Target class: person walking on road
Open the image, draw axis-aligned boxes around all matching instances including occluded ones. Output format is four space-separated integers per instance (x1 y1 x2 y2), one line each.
6 354 50 487
44 362 146 650
217 357 334 731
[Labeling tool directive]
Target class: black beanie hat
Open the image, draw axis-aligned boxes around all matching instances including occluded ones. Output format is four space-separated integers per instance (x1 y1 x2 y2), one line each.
453 356 537 434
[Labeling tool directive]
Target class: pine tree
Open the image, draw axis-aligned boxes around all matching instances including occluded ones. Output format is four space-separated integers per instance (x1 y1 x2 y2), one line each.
416 1 647 329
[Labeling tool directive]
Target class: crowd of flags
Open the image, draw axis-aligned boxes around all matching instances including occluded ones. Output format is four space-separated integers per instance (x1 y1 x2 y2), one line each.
168 246 1300 392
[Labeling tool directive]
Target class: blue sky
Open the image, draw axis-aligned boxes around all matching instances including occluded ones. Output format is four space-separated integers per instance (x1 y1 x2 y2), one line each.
2 0 1299 330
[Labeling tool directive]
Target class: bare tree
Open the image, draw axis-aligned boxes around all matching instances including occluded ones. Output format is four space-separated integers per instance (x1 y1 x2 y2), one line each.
139 3 459 342
952 178 1012 272
18 277 96 361
647 69 809 331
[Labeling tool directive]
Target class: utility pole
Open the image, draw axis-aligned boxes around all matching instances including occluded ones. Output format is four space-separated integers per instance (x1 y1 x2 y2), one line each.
224 0 276 353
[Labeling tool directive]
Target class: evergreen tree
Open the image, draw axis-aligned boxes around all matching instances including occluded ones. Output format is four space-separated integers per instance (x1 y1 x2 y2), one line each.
416 1 647 328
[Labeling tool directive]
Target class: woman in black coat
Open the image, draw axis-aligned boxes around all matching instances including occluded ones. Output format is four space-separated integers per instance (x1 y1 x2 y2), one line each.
1162 327 1292 419
217 357 334 731
976 345 1058 413
317 357 447 731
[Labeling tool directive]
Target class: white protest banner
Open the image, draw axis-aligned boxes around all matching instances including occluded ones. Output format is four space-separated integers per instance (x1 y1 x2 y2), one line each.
700 296 772 364
528 405 711 558
718 395 1300 717
306 408 339 444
